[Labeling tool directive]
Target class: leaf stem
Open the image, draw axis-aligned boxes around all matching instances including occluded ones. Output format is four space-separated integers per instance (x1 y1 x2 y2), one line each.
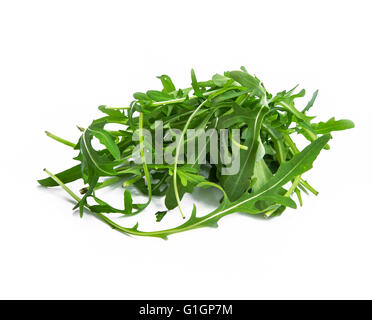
43 168 169 238
300 178 319 195
45 131 76 148
104 107 130 110
123 176 142 188
283 134 319 195
139 112 152 204
150 89 219 107
284 175 302 197
283 133 300 154
43 169 81 202
264 175 302 218
94 176 123 191
173 99 208 219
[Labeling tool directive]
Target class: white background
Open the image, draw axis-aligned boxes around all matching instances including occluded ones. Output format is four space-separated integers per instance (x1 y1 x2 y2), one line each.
0 0 371 299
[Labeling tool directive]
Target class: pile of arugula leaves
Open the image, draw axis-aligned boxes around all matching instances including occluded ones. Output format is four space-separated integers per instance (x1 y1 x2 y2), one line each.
39 67 354 239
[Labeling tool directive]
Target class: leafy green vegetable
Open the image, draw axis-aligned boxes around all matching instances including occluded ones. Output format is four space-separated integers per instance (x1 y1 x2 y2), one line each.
39 67 354 238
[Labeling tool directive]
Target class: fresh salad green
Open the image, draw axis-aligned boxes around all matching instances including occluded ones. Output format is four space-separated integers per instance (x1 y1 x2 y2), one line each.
39 67 354 239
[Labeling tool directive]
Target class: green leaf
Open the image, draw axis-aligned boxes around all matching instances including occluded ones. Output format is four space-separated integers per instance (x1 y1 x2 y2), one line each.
133 92 151 101
211 89 251 104
38 165 82 187
156 211 167 222
98 105 123 118
146 90 173 102
157 75 176 94
212 74 230 87
165 176 193 210
176 167 206 187
87 122 121 160
272 87 312 123
226 70 265 97
74 129 118 215
216 103 256 129
191 69 203 98
302 90 318 113
90 190 143 216
221 105 269 201
251 159 273 192
311 117 355 134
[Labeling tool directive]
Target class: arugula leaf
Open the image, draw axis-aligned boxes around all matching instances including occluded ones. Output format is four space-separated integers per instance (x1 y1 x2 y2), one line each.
312 117 355 134
226 70 265 97
157 75 176 94
38 164 82 187
98 105 123 118
74 128 118 215
212 74 230 87
221 105 269 201
302 90 319 113
156 211 167 222
191 69 203 98
146 90 173 102
87 122 121 160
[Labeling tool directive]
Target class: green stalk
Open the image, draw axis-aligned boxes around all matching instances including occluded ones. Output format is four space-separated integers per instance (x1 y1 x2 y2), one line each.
150 89 219 107
264 175 302 218
43 169 81 202
261 134 302 218
300 178 319 195
43 168 172 239
95 176 123 191
45 131 76 148
283 133 300 154
283 134 319 195
104 107 130 110
173 99 208 219
123 176 142 188
139 112 152 205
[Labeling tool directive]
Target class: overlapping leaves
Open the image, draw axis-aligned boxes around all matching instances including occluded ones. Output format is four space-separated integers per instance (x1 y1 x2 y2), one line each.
39 67 354 238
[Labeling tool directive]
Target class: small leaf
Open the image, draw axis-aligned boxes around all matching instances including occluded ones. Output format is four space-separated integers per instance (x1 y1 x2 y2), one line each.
212 74 230 87
146 90 173 102
191 69 203 98
302 90 319 113
156 211 167 222
133 92 151 101
226 70 265 97
87 122 121 160
157 74 176 94
98 105 122 118
311 117 355 134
